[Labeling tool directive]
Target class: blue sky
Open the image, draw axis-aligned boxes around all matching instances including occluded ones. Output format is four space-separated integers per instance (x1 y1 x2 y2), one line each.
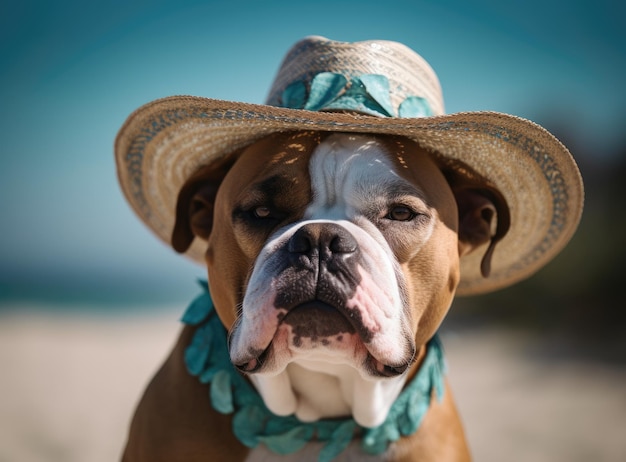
1 0 624 305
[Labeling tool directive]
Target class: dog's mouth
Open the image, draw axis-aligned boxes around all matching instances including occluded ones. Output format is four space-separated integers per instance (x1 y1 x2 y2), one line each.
280 301 357 344
232 301 412 377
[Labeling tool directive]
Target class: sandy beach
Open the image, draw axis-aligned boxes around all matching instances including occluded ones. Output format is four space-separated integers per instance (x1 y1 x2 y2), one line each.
1 307 624 462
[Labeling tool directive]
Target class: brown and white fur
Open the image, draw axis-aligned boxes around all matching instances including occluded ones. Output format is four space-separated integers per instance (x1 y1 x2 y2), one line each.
122 131 508 461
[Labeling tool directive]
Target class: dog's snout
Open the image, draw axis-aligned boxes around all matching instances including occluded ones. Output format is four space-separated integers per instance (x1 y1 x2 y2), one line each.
288 223 357 257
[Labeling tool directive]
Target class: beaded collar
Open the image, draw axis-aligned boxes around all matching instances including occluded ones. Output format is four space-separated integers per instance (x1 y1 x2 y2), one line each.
183 281 446 462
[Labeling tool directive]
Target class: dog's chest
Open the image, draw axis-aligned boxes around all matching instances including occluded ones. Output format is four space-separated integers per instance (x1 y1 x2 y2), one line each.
244 440 390 462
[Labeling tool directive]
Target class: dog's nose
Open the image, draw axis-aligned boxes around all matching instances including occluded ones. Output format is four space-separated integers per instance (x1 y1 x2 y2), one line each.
288 223 357 257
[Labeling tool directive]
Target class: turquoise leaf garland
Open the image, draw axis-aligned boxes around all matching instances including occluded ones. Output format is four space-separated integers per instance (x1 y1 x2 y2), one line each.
280 72 433 118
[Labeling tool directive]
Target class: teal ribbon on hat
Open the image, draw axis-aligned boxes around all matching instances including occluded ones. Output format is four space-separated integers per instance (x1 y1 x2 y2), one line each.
280 72 433 118
182 280 447 461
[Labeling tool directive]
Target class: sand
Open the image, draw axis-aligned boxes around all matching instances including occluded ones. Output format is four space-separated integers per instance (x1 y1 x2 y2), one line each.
1 307 624 462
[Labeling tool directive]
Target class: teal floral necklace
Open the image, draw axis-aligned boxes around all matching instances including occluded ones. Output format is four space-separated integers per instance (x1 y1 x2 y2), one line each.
183 281 446 462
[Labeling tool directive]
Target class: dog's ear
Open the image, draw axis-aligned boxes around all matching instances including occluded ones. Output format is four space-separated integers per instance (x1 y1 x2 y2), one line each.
444 168 510 278
171 157 237 253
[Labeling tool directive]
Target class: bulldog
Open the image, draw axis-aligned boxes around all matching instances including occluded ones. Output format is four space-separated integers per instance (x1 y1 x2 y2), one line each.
121 130 509 461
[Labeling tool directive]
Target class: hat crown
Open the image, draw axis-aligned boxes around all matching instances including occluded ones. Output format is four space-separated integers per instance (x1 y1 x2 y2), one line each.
265 36 444 117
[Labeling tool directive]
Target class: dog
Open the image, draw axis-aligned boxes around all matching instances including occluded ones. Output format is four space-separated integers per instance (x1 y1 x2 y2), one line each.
116 36 583 462
121 130 512 461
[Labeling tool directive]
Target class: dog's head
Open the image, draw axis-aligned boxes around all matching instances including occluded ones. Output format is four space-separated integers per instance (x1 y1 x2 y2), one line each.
171 131 508 424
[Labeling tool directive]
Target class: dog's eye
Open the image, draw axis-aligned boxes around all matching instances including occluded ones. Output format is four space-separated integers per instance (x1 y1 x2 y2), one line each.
253 206 272 218
386 205 416 221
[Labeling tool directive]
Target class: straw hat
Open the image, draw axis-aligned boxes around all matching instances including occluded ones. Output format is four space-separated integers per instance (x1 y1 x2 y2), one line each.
115 36 583 295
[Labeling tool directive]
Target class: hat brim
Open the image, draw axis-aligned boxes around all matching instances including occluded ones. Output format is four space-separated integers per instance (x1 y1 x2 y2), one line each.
115 96 583 295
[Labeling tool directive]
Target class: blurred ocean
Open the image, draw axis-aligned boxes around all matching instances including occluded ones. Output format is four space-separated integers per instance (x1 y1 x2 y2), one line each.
0 268 203 312
1 0 624 311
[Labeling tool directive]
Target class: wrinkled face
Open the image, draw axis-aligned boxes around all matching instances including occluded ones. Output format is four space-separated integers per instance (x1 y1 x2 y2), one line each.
205 132 461 380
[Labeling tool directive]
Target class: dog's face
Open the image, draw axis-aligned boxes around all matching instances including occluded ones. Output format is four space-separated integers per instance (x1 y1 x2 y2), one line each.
172 131 505 425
